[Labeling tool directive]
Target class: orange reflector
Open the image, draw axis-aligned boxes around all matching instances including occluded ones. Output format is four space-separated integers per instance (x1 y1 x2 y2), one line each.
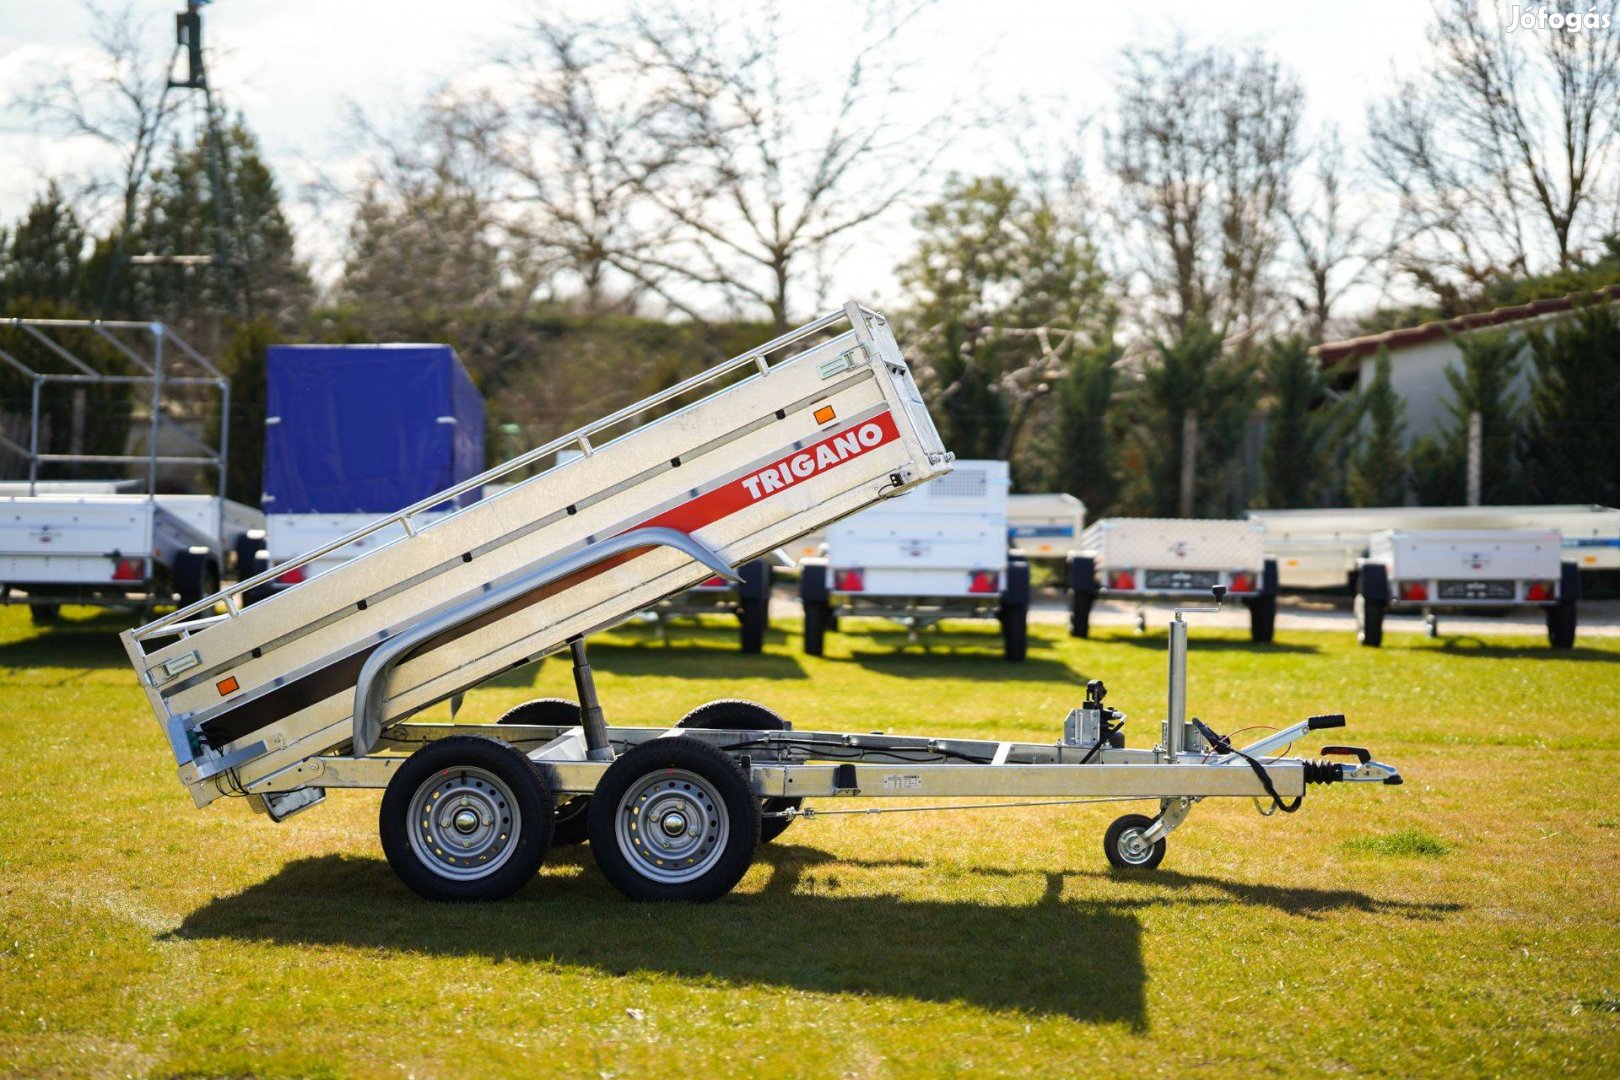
217 676 239 696
813 404 836 424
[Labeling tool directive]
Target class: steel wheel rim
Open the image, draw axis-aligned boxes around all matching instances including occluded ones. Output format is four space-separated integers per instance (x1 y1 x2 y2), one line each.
407 766 521 881
1116 825 1156 866
615 769 729 884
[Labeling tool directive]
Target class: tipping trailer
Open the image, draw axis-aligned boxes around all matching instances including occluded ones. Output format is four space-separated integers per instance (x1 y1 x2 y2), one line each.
0 319 264 619
1355 528 1578 648
1068 518 1280 642
122 303 1400 904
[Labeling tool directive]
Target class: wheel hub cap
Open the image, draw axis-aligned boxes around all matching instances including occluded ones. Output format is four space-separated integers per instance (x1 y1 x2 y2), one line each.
616 769 729 884
406 767 520 881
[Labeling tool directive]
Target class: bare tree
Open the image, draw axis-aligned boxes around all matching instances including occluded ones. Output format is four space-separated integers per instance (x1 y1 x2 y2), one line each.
13 1 184 311
1368 0 1620 299
1109 37 1304 346
1283 128 1376 342
629 1 960 332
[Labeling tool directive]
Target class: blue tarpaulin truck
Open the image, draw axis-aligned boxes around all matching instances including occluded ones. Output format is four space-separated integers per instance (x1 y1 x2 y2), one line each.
255 344 484 593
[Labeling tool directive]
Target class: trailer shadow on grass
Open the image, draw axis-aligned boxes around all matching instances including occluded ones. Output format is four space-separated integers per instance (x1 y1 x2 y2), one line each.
586 636 809 680
1098 634 1321 656
0 611 141 669
170 845 1460 1026
1402 637 1620 663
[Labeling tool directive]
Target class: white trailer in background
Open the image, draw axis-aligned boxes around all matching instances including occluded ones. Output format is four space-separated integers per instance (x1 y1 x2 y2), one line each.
1355 528 1578 648
1248 505 1620 591
0 319 263 620
798 459 1028 659
1068 518 1279 642
120 303 1401 905
1008 492 1086 560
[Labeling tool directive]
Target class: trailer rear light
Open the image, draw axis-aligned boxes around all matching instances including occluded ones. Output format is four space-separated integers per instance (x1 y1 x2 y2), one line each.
833 569 864 592
1526 580 1556 602
1108 570 1135 591
1228 572 1256 593
1398 581 1428 602
276 566 307 586
967 569 999 593
112 557 145 581
698 574 726 588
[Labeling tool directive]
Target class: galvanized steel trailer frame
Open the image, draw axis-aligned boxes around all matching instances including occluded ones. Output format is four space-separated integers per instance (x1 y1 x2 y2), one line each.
121 303 1400 903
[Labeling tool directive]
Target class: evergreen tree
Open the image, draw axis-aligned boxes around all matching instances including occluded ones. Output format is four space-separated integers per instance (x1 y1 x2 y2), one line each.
1520 300 1620 504
1410 330 1524 505
1346 351 1408 506
107 115 311 329
1048 340 1122 518
216 317 279 505
1120 317 1255 516
1256 336 1349 508
0 183 87 308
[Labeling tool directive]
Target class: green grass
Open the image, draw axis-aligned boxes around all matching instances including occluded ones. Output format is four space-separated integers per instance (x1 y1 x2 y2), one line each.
1341 828 1455 858
2 606 1619 1077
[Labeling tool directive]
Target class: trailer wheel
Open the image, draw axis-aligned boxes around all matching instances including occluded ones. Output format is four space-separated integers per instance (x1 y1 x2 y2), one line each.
28 603 60 625
1069 592 1093 638
588 738 760 902
738 597 768 653
498 698 591 846
173 550 217 609
803 600 830 657
999 602 1029 661
679 699 801 843
380 734 555 902
1547 598 1577 650
1246 595 1277 643
1103 813 1166 870
1354 594 1385 648
231 530 266 581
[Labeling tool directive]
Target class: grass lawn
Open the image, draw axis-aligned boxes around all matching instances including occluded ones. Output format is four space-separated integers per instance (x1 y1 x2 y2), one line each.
2 604 1618 1078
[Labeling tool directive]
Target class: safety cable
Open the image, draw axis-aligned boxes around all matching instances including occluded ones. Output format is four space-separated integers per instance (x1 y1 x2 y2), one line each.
1190 718 1303 814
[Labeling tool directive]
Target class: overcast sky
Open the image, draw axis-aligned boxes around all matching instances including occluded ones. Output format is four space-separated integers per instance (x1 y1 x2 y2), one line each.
0 0 1436 306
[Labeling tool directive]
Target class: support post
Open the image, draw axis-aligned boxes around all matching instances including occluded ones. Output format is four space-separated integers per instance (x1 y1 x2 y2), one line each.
1165 615 1188 763
570 637 614 762
1466 410 1482 506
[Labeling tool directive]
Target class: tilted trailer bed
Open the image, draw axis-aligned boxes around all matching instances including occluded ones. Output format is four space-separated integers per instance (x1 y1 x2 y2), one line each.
123 303 1401 903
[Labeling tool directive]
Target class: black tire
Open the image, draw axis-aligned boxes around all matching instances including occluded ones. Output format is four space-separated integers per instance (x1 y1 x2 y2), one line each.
1103 813 1166 870
379 734 555 902
803 599 829 657
679 699 800 843
738 597 767 653
28 602 60 625
588 738 760 902
1247 595 1277 644
1547 599 1577 650
231 530 266 581
999 601 1028 661
1069 591 1093 638
498 698 591 846
173 550 217 609
1355 594 1385 648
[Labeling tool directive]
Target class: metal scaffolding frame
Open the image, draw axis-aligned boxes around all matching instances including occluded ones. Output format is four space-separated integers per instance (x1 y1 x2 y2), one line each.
0 319 231 503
